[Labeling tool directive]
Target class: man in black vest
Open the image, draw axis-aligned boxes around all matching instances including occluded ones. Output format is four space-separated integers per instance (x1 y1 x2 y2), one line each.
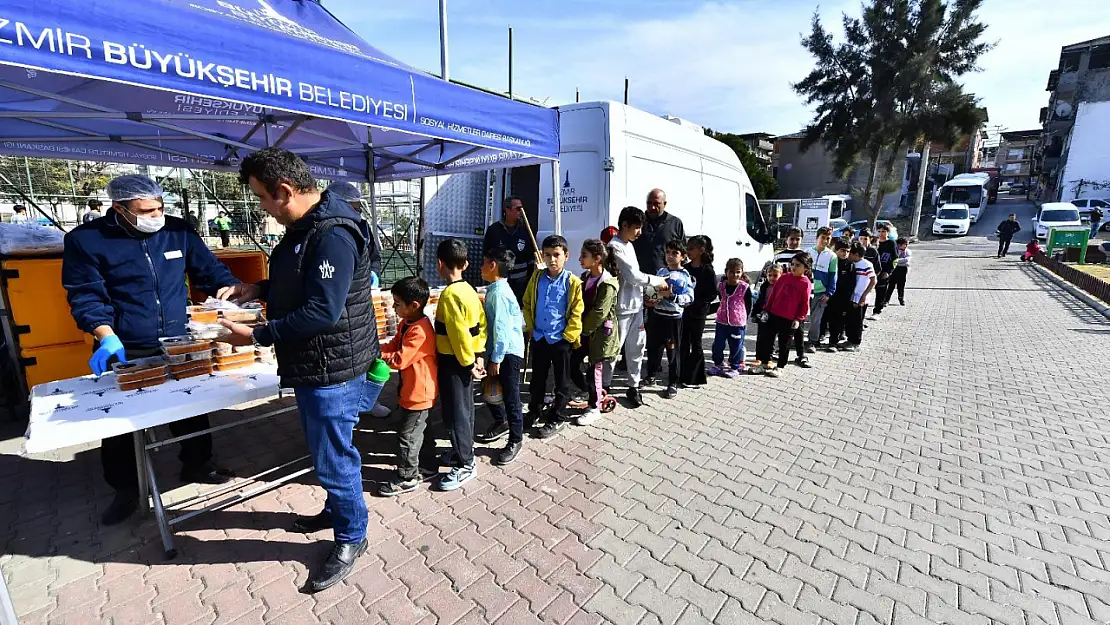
219 148 381 594
483 196 537 302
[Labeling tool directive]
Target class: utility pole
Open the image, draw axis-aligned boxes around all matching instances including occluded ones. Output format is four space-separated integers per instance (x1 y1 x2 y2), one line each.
910 140 931 240
439 0 450 81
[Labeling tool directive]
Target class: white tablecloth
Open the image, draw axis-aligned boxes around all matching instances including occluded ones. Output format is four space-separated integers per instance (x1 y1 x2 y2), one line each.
24 363 281 454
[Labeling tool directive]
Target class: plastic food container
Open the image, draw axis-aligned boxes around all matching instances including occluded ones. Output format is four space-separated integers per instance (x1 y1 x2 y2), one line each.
171 360 214 379
112 357 168 384
118 375 168 391
165 350 213 365
186 306 219 324
215 351 255 367
213 342 233 356
188 323 231 340
160 336 213 355
221 309 264 323
216 358 255 372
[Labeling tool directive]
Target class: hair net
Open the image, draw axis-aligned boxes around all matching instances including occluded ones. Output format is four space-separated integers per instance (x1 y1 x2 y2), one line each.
107 175 164 202
326 181 361 203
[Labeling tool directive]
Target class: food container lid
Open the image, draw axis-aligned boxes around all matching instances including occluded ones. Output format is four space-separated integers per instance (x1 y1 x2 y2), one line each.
165 350 214 364
112 356 168 376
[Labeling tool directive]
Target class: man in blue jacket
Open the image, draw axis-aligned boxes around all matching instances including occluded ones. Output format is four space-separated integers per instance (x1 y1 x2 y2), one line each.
218 148 381 594
62 174 241 526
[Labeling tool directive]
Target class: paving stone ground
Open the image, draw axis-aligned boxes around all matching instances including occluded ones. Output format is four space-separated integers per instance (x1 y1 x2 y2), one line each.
3 237 1110 625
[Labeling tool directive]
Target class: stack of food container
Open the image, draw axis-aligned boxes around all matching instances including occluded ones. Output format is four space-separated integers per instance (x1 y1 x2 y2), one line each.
212 342 257 372
160 337 215 380
112 357 169 391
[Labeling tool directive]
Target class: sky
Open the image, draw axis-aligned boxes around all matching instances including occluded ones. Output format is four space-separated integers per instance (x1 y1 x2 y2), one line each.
326 0 1110 137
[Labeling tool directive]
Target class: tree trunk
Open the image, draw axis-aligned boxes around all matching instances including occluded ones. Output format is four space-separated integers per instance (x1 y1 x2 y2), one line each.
861 147 881 226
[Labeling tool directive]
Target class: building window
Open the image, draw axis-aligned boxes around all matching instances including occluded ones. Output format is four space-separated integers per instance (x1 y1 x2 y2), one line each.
1060 51 1082 72
1090 45 1110 70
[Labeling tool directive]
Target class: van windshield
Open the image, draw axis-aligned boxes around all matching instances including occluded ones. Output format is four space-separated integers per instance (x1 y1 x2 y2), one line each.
939 186 982 208
745 194 774 244
938 208 969 220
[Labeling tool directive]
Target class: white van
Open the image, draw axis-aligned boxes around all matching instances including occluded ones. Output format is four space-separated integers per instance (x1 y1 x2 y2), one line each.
932 203 971 236
530 101 776 278
937 173 990 223
1033 202 1083 240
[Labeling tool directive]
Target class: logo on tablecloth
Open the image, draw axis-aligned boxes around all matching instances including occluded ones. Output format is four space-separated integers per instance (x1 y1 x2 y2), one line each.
125 388 159 399
172 385 204 395
53 404 79 414
50 387 66 395
87 402 123 414
81 389 111 399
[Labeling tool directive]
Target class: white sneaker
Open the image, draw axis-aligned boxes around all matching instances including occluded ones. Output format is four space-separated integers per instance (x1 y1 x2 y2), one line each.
576 409 603 426
370 402 391 418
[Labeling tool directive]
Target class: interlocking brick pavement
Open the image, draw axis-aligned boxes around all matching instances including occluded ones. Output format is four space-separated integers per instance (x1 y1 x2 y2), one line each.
4 238 1110 624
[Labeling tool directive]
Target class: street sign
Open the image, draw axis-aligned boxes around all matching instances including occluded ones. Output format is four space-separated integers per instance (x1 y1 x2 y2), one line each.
1047 227 1090 264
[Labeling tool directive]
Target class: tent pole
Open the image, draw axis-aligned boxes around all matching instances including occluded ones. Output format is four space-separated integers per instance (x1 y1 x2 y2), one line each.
551 160 562 236
439 0 450 81
508 27 513 101
365 143 383 274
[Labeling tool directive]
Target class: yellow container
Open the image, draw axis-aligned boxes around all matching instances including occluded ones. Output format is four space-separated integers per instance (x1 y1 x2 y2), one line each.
189 249 268 304
2 258 86 349
21 341 91 389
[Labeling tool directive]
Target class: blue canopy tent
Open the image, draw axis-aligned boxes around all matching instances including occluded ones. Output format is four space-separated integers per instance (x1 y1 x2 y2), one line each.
0 0 563 229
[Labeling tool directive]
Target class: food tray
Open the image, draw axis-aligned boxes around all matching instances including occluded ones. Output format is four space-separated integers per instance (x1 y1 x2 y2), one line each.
215 351 256 366
160 336 213 355
112 357 169 384
186 306 219 324
212 342 233 356
170 360 214 378
222 309 264 323
188 323 232 340
165 350 214 364
119 375 168 391
215 359 255 372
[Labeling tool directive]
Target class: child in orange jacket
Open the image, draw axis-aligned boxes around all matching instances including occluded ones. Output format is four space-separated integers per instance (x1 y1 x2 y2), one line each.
377 277 438 497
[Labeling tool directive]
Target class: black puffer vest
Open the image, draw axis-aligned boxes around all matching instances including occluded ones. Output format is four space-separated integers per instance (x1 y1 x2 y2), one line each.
267 193 380 387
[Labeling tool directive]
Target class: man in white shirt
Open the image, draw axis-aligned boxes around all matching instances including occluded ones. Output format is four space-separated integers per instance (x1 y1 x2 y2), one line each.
10 205 29 225
608 206 670 408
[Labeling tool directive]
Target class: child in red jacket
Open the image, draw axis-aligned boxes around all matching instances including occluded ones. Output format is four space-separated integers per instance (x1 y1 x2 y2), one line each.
751 252 813 377
1022 239 1043 262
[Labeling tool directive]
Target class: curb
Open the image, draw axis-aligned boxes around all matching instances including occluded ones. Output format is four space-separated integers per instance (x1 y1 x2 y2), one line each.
1029 262 1110 321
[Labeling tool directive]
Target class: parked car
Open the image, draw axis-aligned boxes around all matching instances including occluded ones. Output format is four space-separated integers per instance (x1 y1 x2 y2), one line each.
1070 198 1110 231
932 204 971 236
1010 182 1028 194
999 181 1012 193
833 219 898 240
1033 203 1083 240
828 218 848 233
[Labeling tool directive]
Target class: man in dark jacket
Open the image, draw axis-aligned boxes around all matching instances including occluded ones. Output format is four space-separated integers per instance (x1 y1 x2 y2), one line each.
483 196 537 302
62 174 239 526
219 148 381 594
996 213 1021 258
633 189 686 275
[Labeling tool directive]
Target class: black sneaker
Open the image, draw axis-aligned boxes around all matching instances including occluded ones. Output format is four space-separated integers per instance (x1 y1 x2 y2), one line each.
626 387 643 408
841 344 859 353
476 421 509 444
100 491 139 526
804 343 817 354
899 300 905 306
494 441 522 466
823 343 839 353
378 476 421 497
293 509 332 533
535 420 567 439
641 377 657 388
795 358 812 369
180 462 234 485
663 385 678 399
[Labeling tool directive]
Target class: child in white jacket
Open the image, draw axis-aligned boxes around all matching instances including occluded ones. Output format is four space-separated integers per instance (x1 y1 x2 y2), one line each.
607 206 670 408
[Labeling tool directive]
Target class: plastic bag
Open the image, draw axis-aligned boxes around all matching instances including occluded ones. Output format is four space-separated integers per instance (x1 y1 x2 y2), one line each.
0 223 64 256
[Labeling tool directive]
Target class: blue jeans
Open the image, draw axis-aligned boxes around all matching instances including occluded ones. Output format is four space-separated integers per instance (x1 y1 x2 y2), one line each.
1093 222 1102 238
293 376 382 544
712 323 746 369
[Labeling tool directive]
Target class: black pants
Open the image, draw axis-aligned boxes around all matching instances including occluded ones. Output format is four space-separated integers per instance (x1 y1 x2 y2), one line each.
793 326 807 359
826 299 850 345
754 314 793 368
102 416 213 493
998 236 1012 257
846 304 867 345
487 354 525 443
437 354 475 467
529 339 571 421
99 344 214 494
569 343 589 394
679 309 707 385
396 408 437 480
872 279 891 314
646 310 682 386
219 230 231 247
886 267 908 304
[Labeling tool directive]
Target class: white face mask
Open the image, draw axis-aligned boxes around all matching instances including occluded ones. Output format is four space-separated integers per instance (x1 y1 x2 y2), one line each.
126 208 165 234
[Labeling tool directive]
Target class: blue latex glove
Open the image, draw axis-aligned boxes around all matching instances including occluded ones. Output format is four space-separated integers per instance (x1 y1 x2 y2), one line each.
370 271 380 288
89 335 127 376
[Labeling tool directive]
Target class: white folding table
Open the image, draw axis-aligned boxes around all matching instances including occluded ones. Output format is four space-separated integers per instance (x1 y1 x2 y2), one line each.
24 364 307 559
